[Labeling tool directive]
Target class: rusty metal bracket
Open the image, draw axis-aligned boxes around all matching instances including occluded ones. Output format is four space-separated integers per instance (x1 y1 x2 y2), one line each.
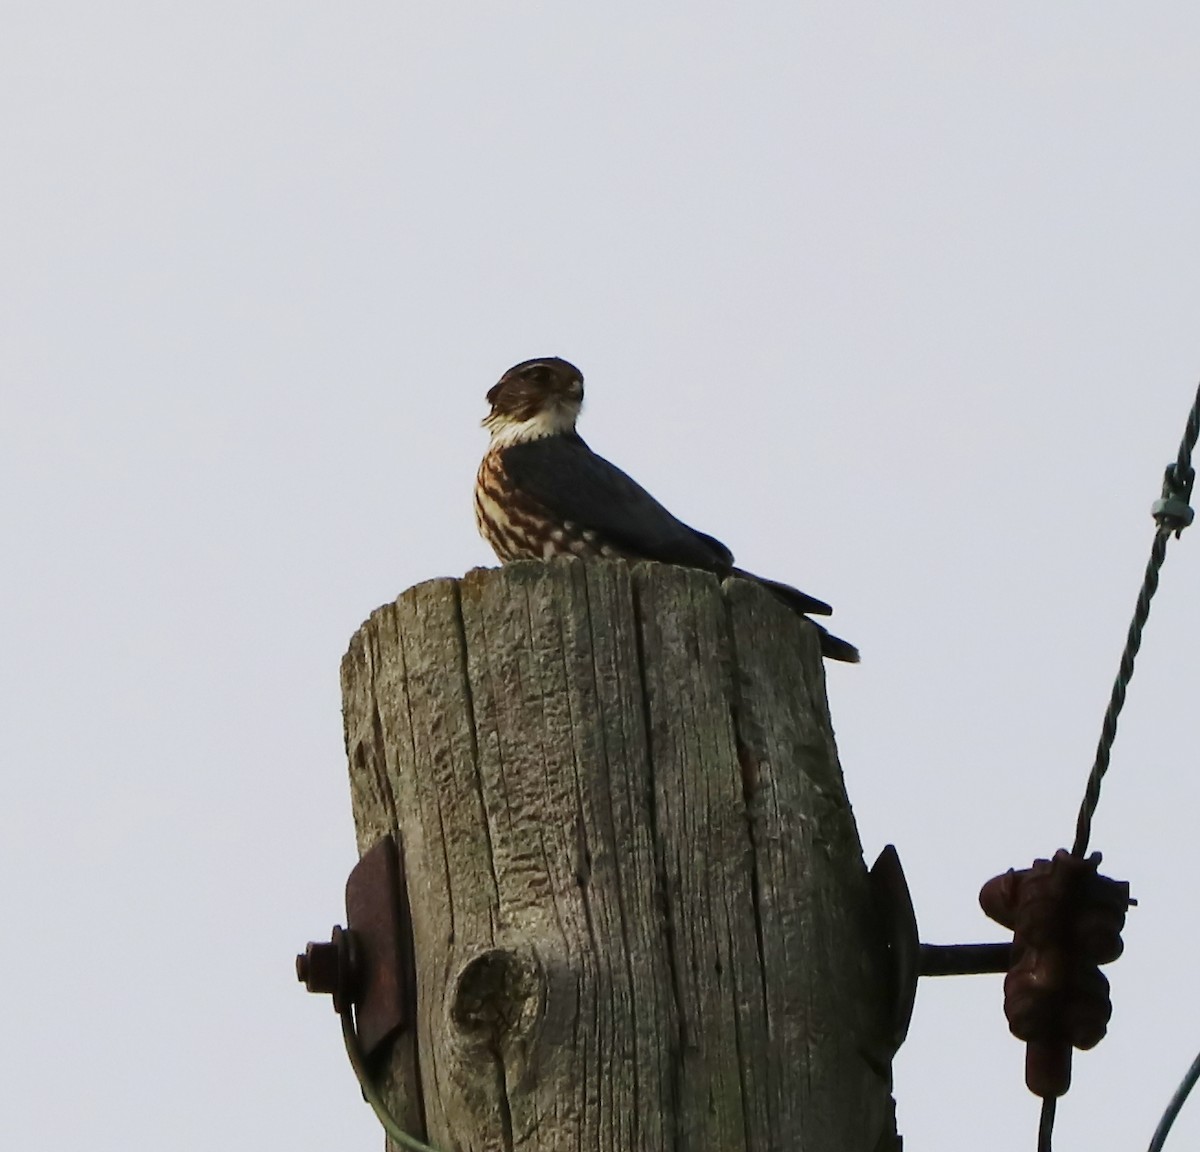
297 834 412 1059
870 845 921 1053
871 845 1012 1054
297 835 435 1152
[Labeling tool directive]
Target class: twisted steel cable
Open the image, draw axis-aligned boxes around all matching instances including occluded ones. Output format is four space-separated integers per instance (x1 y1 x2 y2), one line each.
1070 381 1199 858
1034 381 1199 1152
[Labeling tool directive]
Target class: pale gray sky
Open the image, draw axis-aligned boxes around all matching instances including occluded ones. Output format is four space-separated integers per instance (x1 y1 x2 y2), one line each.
4 4 1200 1150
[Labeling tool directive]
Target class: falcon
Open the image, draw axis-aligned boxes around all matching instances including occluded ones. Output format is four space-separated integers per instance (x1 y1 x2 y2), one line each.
474 356 859 662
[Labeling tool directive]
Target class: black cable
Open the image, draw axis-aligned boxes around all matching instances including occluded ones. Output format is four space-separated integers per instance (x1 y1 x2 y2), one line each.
1038 1097 1056 1152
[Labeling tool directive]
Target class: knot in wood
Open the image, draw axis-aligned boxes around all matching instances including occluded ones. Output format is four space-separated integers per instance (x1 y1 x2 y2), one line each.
451 947 543 1048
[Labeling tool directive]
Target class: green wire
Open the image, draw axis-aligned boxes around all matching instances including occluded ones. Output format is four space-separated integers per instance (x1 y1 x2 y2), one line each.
1148 1048 1200 1152
340 1010 442 1152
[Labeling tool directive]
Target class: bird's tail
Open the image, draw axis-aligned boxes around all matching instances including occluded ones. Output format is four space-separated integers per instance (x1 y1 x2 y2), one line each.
812 624 860 664
731 568 860 663
732 568 833 616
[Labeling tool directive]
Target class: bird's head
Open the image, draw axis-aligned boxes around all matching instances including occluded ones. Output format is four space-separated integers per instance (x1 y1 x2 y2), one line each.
483 357 584 446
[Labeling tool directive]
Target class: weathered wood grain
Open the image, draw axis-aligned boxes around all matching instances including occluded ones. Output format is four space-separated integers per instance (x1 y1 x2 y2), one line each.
341 559 893 1152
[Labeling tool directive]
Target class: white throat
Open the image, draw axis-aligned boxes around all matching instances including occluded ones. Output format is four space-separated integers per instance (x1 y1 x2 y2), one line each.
485 402 579 448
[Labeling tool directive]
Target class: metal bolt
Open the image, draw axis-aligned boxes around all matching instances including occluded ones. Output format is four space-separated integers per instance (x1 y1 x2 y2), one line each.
296 927 360 1013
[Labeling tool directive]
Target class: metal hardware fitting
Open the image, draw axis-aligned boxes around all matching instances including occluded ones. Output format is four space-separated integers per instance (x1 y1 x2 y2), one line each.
980 848 1132 1098
296 835 411 1059
869 842 1129 1085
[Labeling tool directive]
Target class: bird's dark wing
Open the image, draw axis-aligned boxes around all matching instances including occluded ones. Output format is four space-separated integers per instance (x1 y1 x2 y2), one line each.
500 434 734 569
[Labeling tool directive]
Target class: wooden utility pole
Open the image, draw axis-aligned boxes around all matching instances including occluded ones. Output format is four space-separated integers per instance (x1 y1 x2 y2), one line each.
341 558 896 1151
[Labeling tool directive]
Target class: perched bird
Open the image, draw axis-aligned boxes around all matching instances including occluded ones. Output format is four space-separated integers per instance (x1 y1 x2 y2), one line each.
475 356 858 662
